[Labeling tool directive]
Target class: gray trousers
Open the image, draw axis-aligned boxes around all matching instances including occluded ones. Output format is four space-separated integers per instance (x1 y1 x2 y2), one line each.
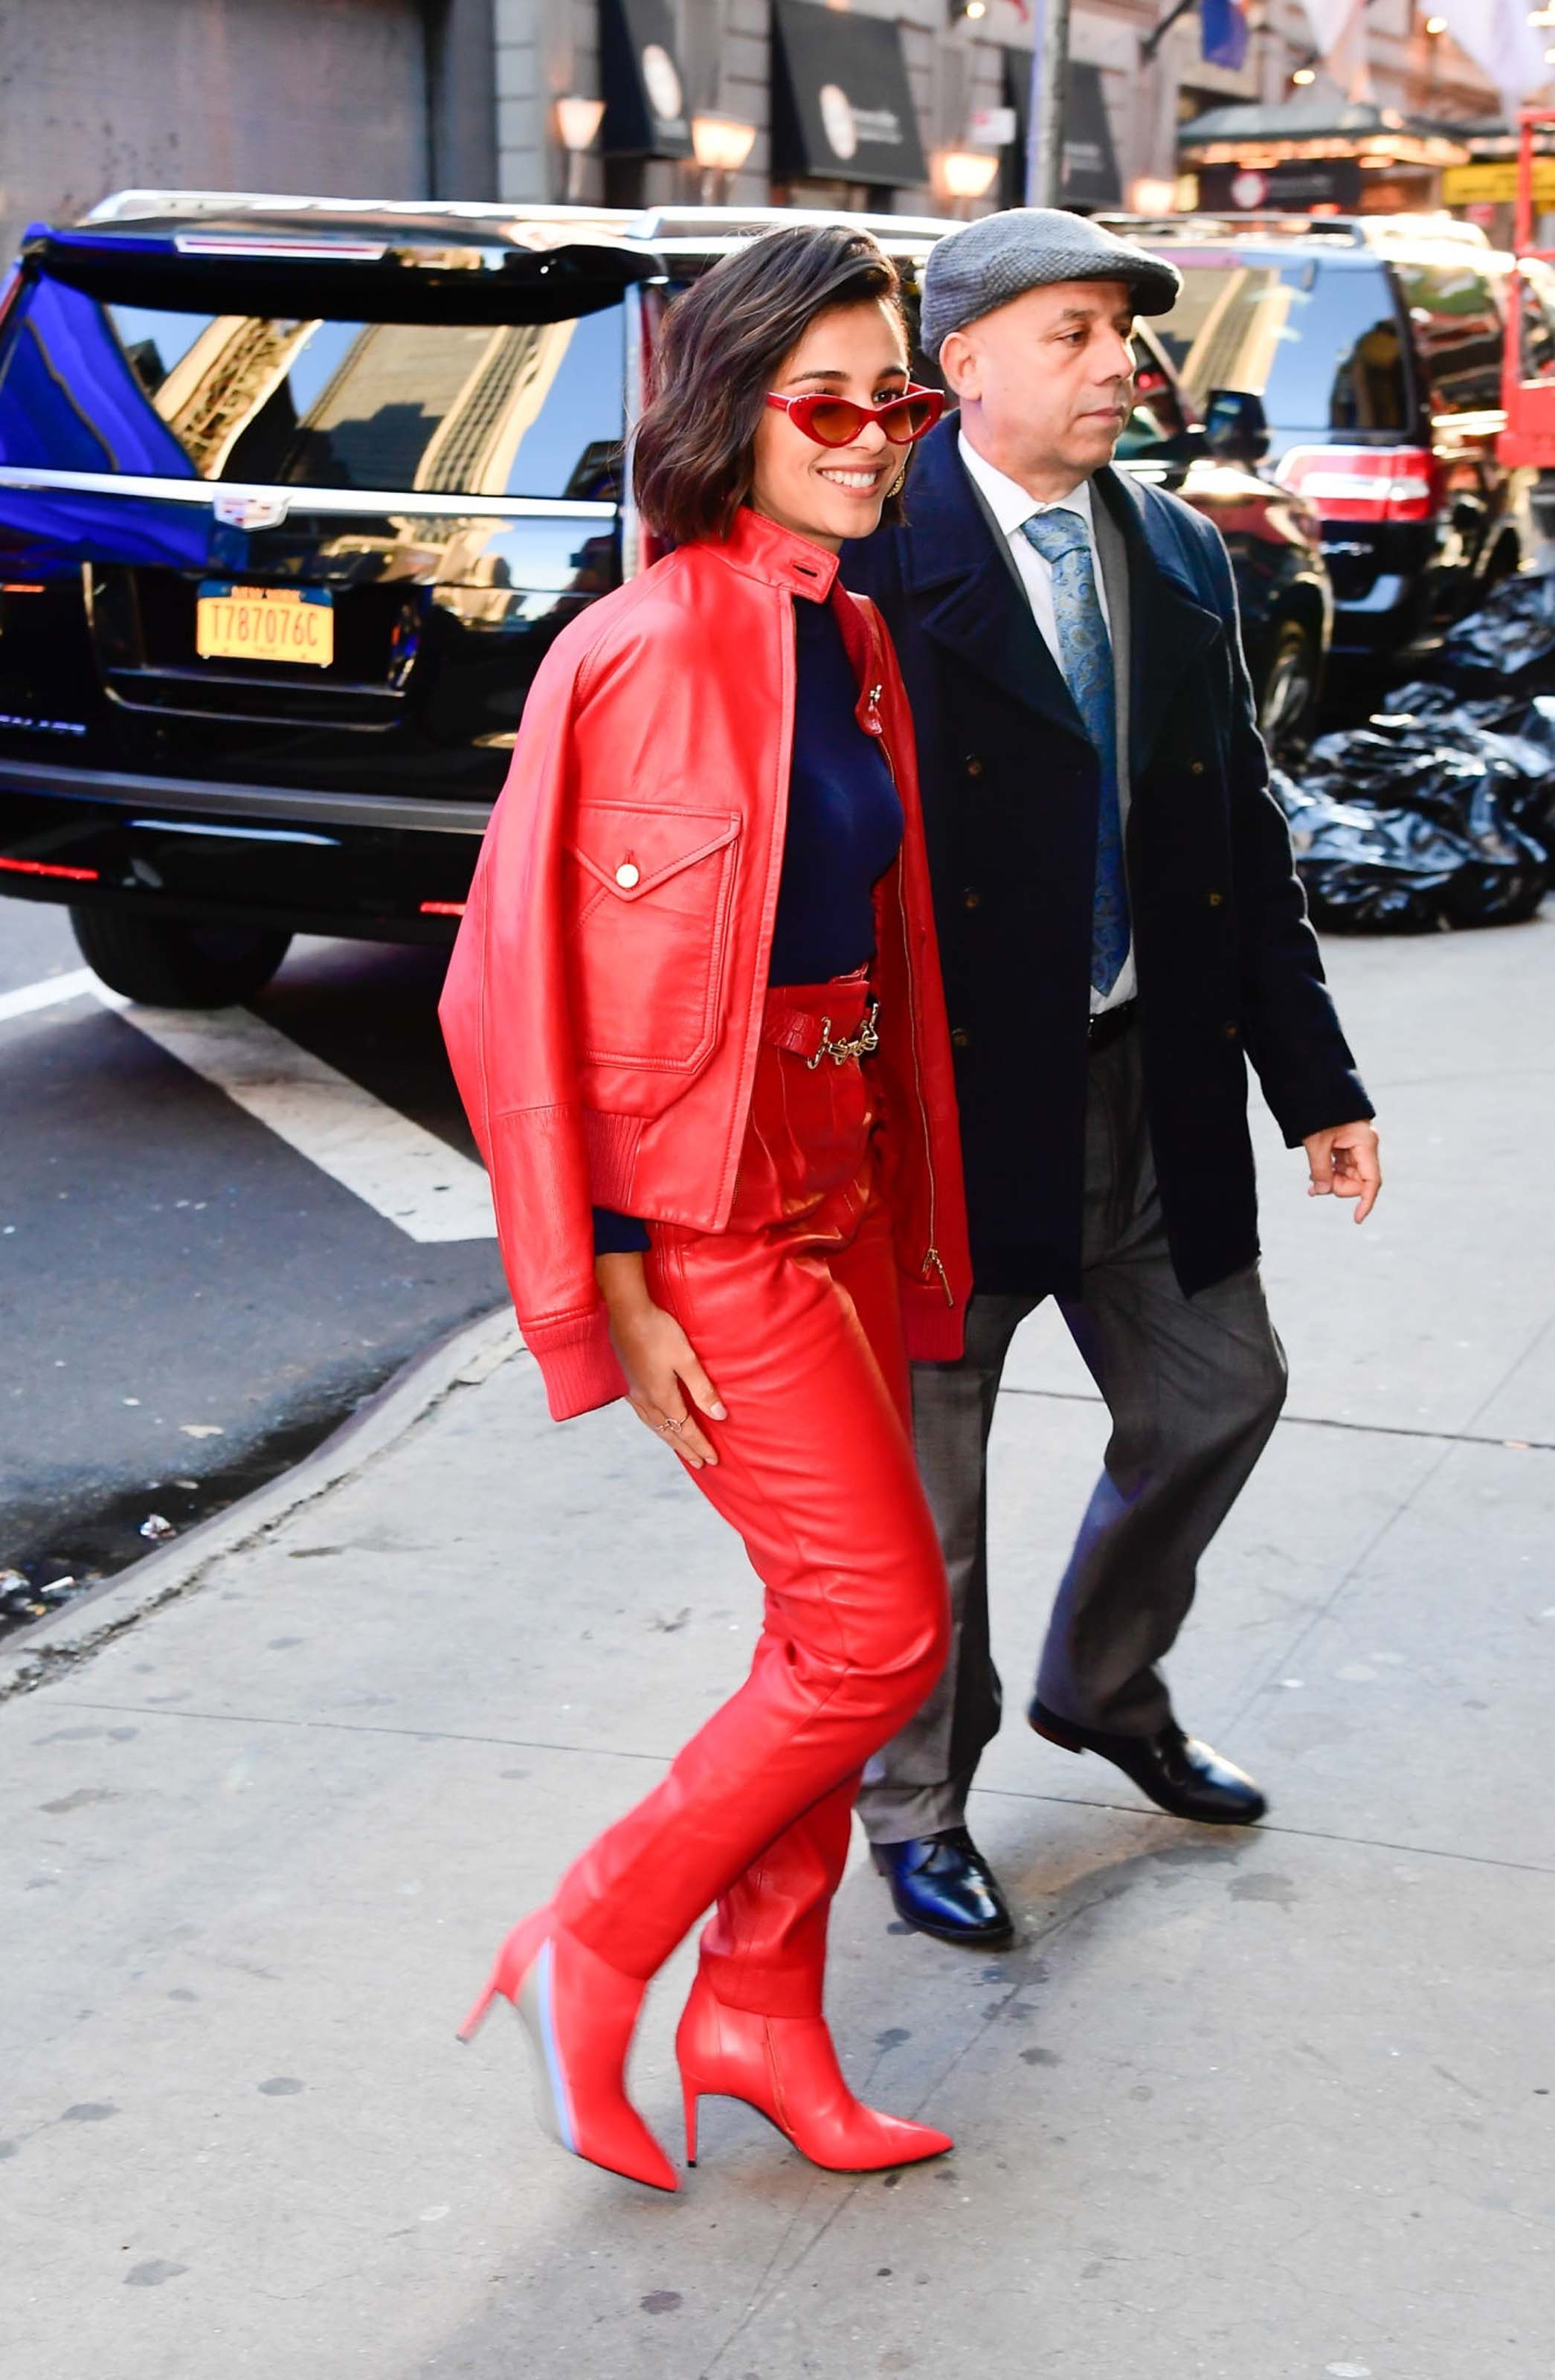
857 1017 1289 1844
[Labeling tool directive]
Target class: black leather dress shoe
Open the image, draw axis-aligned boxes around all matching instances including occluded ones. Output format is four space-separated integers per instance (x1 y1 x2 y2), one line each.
871 1827 1014 1946
1028 1696 1268 1825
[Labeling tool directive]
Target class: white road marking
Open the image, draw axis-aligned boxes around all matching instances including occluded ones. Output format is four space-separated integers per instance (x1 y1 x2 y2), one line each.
1 962 498 1241
0 965 100 1023
91 991 497 1242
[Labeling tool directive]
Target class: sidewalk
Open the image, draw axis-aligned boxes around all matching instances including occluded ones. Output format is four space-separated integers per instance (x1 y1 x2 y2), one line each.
4 916 1553 2380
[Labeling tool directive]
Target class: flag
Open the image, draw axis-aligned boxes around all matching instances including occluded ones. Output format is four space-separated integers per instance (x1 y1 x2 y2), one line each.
1301 0 1372 100
1202 0 1249 68
1424 0 1554 117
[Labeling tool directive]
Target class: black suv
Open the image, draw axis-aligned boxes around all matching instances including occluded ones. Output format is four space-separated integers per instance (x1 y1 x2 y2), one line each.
0 193 1328 1006
1130 216 1548 669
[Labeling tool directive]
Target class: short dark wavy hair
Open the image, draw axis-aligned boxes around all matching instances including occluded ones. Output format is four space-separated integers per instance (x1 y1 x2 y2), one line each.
633 224 910 547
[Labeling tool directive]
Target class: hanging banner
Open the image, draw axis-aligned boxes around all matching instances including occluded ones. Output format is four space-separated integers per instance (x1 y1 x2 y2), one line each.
1202 0 1249 71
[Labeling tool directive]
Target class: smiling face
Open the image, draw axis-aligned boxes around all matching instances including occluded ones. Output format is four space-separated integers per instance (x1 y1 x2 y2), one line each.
748 297 911 553
939 277 1136 504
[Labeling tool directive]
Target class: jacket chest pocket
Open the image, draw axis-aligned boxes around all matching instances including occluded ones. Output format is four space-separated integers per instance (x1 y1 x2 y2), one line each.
564 798 742 1072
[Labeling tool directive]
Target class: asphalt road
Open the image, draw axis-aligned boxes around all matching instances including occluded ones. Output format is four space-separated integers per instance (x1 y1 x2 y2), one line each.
0 900 505 1621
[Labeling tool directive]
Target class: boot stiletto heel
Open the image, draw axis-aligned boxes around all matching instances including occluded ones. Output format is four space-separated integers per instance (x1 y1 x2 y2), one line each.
675 1969 952 2173
459 1909 678 2193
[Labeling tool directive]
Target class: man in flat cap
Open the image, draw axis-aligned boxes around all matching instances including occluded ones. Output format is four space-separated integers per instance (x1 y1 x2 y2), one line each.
843 208 1381 1945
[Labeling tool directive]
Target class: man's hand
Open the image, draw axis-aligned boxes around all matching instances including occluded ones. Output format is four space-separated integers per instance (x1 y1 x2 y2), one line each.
1302 1119 1382 1223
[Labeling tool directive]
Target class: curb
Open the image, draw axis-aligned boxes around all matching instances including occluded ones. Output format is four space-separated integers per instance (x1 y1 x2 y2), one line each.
0 1303 523 1703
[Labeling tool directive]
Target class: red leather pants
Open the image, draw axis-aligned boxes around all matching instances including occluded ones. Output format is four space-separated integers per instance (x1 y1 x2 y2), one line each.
552 977 950 2016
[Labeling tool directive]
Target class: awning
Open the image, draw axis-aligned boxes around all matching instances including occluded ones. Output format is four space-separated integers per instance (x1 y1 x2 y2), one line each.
771 0 927 189
1176 79 1468 166
1003 54 1121 210
1197 158 1365 211
600 0 692 160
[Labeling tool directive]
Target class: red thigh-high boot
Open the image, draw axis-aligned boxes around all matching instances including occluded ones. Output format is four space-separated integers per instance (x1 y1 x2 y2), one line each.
458 1911 677 2193
674 1200 950 2172
675 1774 952 2172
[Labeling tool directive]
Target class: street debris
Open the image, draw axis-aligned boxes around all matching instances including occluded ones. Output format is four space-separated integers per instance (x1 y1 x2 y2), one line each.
178 1424 225 1438
1282 576 1555 930
138 1514 175 1542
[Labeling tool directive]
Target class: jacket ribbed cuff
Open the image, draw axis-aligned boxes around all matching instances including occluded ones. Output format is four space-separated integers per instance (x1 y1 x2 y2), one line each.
524 1308 626 1421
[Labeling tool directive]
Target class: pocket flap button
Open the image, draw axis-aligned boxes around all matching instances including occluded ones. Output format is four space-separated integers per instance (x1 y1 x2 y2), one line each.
614 861 640 890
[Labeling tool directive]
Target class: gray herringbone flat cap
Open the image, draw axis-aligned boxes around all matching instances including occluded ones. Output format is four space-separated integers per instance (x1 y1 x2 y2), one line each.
921 208 1182 355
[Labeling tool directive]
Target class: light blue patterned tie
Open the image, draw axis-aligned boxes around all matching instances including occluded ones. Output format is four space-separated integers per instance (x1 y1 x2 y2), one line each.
1020 508 1130 996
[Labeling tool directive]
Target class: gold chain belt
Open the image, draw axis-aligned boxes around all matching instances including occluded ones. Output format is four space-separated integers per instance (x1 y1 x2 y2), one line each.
805 1000 880 1070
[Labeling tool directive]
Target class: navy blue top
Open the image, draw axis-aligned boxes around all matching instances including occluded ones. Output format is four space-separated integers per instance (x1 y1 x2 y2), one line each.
594 595 903 1255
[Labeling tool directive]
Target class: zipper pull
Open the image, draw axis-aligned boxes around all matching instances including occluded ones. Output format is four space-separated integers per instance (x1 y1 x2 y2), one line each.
924 1247 953 1306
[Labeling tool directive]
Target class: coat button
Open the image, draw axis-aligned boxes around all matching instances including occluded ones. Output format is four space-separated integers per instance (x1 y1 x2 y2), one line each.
1190 759 1205 776
1222 1020 1238 1042
962 887 981 910
950 1026 971 1049
615 861 640 889
965 756 984 778
1206 889 1224 907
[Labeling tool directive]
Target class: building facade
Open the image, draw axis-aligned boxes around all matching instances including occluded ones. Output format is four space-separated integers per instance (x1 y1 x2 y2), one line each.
0 0 1511 267
494 0 1506 220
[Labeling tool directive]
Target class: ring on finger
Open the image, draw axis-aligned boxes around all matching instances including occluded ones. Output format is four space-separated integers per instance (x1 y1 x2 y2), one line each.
658 1416 685 1436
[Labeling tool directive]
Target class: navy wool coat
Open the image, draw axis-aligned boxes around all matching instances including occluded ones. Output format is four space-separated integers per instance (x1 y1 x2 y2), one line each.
842 421 1371 1303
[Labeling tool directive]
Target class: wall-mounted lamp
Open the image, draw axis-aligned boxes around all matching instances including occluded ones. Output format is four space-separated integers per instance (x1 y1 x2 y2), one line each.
690 112 758 202
1291 63 1318 83
935 147 1000 217
949 1 989 22
556 95 606 201
1424 12 1448 29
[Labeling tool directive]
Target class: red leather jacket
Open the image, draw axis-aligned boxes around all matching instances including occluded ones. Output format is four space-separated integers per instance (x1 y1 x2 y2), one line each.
439 505 971 1421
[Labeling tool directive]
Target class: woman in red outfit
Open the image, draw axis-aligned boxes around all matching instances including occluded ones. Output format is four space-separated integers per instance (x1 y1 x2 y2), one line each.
440 225 971 2192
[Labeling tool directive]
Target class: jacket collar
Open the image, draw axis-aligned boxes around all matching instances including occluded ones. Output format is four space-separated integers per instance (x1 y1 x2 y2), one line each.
902 419 1222 770
704 504 841 602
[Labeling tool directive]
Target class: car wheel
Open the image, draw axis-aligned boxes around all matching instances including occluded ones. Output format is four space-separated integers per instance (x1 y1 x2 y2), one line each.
1255 619 1321 762
70 909 292 1008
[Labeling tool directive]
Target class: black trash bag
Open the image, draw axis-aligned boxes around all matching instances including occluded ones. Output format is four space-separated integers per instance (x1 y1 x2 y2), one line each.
1432 571 1555 689
1272 765 1548 932
1370 689 1555 858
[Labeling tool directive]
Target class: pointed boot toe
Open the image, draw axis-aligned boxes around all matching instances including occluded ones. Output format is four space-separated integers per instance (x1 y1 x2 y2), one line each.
676 1971 952 2174
462 1912 677 2192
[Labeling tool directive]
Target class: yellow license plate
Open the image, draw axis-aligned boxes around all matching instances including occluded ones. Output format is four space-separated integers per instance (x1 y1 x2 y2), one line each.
195 582 334 668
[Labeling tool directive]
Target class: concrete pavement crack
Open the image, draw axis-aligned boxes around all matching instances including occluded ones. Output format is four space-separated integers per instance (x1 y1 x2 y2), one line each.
694 1885 1117 2380
38 1696 1555 1875
1223 1301 1555 1742
999 1385 1555 1454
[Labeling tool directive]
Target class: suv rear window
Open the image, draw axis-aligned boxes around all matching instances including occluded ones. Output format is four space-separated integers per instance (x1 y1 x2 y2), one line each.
1150 252 1408 434
0 253 627 500
1390 257 1502 416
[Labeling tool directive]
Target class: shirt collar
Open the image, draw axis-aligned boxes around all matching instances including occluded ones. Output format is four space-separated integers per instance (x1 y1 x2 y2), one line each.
958 430 1093 541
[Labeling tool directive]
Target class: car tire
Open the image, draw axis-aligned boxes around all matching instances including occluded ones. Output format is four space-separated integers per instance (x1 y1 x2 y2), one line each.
70 909 292 1008
1255 618 1321 762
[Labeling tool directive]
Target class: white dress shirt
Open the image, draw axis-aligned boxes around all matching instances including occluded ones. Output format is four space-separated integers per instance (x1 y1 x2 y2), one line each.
958 431 1136 1012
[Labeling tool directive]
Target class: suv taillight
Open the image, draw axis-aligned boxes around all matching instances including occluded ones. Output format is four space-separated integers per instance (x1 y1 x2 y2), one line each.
1275 444 1437 524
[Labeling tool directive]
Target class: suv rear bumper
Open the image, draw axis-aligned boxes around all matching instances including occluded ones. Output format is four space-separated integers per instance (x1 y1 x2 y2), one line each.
0 758 489 942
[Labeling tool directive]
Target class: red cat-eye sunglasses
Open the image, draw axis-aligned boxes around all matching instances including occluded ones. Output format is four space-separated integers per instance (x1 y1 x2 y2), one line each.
764 385 946 448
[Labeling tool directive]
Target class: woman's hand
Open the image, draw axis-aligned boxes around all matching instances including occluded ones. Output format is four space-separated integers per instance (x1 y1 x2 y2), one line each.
596 1253 727 1469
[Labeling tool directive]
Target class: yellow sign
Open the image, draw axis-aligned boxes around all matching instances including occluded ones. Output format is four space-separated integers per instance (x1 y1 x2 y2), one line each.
1442 161 1555 205
195 583 334 668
